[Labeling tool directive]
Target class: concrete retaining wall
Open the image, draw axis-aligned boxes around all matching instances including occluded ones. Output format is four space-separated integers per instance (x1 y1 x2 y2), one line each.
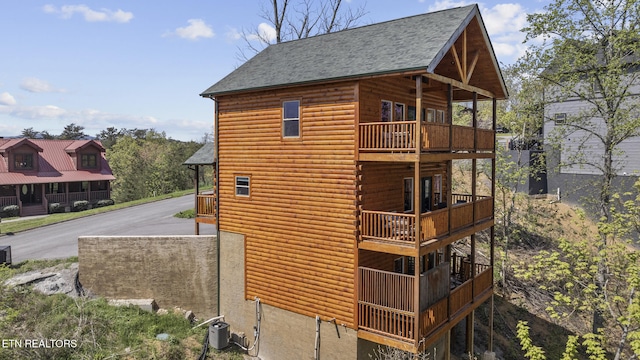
78 235 217 319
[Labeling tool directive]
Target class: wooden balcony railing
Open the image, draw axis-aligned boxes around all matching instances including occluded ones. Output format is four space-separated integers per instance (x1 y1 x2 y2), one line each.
358 267 415 341
45 193 67 204
358 266 494 342
0 196 18 207
46 191 110 204
360 195 493 246
69 192 88 203
359 122 494 153
419 266 493 338
197 194 216 217
91 190 110 201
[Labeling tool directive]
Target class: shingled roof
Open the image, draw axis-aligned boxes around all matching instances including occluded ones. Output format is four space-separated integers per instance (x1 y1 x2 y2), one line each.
183 142 215 166
201 4 505 98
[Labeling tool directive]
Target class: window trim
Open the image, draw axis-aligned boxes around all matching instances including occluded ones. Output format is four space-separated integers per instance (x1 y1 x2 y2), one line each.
403 177 414 213
235 175 251 198
394 102 405 121
282 100 301 138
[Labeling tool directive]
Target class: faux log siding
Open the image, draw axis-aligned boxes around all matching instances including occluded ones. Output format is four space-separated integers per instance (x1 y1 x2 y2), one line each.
216 83 358 328
360 162 448 212
359 77 448 123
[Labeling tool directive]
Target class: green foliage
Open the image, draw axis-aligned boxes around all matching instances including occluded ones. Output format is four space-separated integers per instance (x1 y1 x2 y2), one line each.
92 199 115 209
516 321 546 360
48 202 65 214
107 130 201 203
59 123 87 140
0 279 207 360
174 209 195 219
1 205 19 218
71 200 89 212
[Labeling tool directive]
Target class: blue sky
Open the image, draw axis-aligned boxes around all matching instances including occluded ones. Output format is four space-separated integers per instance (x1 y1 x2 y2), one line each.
0 0 548 142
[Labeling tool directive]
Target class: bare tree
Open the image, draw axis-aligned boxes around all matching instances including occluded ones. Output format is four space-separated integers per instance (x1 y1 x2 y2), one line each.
238 0 367 60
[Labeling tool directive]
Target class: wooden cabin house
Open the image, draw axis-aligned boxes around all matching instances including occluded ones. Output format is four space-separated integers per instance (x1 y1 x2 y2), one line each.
0 138 114 217
200 4 506 359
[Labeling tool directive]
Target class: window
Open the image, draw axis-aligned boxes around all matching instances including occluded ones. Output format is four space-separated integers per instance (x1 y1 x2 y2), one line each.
437 110 446 123
427 108 436 122
554 113 566 124
403 177 414 212
235 176 250 197
15 153 34 170
81 154 98 168
381 100 392 122
283 100 300 138
394 103 405 121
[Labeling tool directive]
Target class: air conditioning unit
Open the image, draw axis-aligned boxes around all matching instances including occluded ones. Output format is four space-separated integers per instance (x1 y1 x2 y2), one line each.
209 321 230 350
0 246 11 265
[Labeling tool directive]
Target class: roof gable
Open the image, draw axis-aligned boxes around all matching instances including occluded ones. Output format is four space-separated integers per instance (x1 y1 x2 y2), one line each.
201 4 506 99
65 140 106 153
0 138 43 154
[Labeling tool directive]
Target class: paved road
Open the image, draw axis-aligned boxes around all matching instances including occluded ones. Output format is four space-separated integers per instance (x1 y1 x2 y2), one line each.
0 195 216 263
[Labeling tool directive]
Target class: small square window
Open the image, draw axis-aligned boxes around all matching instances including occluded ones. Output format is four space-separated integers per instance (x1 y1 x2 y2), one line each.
235 176 250 197
554 113 566 124
283 101 300 138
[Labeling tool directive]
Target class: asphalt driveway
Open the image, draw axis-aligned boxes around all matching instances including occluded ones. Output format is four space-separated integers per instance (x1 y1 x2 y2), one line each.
0 195 216 263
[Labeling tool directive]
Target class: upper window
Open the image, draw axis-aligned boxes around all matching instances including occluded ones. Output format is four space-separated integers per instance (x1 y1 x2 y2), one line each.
394 103 405 121
381 100 392 122
81 154 98 169
283 100 300 138
235 176 250 197
554 113 566 125
14 153 34 170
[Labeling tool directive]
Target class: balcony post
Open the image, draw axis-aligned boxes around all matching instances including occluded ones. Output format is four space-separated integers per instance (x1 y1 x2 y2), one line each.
413 73 423 346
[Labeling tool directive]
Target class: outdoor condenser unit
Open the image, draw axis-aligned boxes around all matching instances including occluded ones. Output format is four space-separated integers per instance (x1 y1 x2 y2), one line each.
209 321 230 350
0 246 11 265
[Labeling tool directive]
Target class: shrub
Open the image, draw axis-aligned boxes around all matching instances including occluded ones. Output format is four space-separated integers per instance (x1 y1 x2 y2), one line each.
48 203 66 214
1 205 19 218
93 199 115 209
72 200 89 212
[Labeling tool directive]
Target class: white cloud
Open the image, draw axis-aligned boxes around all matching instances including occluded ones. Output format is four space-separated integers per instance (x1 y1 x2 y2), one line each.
0 92 16 106
247 23 277 43
20 78 66 93
225 27 243 42
168 19 215 40
43 4 133 23
427 0 472 11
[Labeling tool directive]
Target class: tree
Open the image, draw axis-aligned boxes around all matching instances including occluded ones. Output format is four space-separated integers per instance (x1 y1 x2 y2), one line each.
519 0 640 340
59 123 87 140
20 128 39 139
96 127 125 150
239 0 367 58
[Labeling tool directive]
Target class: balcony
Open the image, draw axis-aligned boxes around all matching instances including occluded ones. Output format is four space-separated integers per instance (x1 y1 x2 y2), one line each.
359 121 494 154
359 195 493 248
45 190 110 204
358 265 493 349
196 194 216 224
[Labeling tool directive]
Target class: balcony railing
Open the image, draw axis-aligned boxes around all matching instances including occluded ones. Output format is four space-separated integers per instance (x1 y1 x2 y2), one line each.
358 267 415 341
45 190 111 205
197 194 216 218
359 121 494 153
0 196 18 207
360 195 493 246
358 266 493 343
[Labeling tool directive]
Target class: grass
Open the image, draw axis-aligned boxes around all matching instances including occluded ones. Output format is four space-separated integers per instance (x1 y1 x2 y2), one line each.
0 258 245 360
0 189 195 235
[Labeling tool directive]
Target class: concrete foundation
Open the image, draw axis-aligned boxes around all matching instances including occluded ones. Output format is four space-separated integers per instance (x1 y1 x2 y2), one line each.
78 235 218 319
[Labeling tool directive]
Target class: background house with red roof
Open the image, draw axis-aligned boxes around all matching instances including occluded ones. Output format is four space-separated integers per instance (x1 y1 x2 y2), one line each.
0 138 115 217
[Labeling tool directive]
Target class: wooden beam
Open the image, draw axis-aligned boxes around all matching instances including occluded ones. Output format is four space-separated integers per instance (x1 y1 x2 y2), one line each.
424 73 494 99
450 44 464 83
466 51 480 84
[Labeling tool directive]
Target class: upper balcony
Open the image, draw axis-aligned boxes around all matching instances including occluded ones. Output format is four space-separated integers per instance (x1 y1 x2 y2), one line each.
359 194 493 253
195 193 216 224
359 121 494 159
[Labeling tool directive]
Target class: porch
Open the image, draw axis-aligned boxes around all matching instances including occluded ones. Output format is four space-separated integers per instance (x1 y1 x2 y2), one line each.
359 194 493 249
195 193 216 224
359 122 494 154
45 190 110 205
357 263 493 351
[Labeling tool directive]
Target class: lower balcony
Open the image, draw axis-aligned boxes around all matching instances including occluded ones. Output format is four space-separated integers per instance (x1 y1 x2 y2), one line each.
359 195 493 248
195 194 216 224
357 264 493 351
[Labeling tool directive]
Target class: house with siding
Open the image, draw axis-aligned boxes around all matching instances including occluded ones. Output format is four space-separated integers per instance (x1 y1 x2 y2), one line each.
0 138 114 217
199 4 506 359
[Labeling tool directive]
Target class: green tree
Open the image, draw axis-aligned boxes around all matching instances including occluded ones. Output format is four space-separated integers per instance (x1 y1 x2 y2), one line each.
520 0 640 339
20 127 39 139
108 136 145 203
96 127 124 150
59 123 87 140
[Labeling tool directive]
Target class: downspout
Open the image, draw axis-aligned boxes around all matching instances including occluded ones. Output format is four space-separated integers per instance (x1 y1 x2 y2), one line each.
213 96 221 317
